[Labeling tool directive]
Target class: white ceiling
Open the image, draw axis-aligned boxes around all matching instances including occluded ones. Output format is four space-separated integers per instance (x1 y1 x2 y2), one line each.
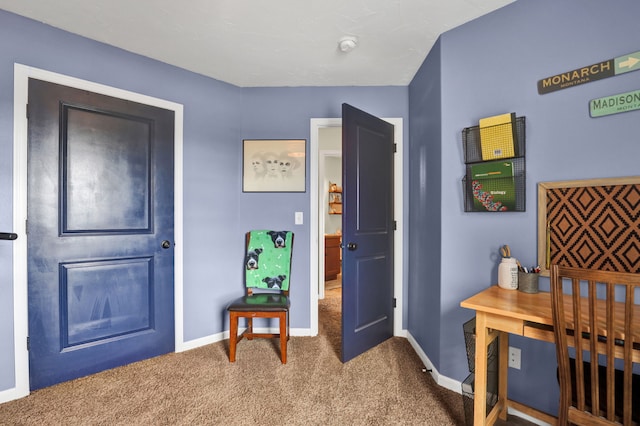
0 0 513 87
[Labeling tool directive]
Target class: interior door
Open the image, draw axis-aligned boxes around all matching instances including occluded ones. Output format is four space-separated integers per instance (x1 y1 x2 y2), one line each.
27 78 175 389
341 103 394 362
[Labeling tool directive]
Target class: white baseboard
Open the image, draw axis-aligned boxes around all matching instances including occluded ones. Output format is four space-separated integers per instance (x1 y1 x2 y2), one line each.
507 408 551 426
0 386 28 405
406 332 462 394
177 331 227 352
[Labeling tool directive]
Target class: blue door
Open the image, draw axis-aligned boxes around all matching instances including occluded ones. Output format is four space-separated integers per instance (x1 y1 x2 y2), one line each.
341 103 394 362
27 79 175 389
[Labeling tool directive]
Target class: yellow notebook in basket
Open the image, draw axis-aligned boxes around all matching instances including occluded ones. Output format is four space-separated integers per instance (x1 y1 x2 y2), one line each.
479 113 516 160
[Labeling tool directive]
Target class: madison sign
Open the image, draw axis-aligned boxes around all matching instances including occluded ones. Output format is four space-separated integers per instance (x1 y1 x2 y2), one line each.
589 89 640 118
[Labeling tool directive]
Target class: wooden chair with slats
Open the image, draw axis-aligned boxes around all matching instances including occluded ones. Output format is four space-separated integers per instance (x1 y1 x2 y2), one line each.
227 230 294 364
550 265 640 426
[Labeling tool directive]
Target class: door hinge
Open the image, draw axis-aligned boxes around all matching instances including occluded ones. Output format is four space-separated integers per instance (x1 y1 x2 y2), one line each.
393 220 397 231
27 336 30 351
26 103 29 119
393 143 397 153
393 298 397 308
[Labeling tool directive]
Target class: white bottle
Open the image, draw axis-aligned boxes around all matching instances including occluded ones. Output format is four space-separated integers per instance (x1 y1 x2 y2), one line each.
498 257 518 290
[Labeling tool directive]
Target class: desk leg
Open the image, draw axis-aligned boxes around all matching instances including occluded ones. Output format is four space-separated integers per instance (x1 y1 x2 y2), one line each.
473 312 489 425
498 331 509 421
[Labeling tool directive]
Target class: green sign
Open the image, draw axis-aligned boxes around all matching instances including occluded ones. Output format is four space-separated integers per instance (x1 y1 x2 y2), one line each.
538 51 640 94
590 89 640 117
615 52 640 74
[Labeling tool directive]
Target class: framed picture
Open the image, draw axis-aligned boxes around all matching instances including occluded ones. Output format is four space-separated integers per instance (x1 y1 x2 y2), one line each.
537 176 640 276
243 139 306 192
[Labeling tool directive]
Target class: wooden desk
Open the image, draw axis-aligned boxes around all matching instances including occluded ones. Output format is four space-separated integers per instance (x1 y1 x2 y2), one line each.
461 285 640 426
461 286 557 425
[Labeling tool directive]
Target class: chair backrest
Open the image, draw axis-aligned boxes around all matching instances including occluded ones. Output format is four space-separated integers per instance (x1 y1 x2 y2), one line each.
550 265 640 425
244 230 294 293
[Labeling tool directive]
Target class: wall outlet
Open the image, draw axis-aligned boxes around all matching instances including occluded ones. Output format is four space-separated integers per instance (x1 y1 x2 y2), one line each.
508 346 521 369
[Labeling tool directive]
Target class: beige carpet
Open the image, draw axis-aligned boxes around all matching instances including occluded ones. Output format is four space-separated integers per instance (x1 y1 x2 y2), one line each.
324 273 342 290
0 287 533 425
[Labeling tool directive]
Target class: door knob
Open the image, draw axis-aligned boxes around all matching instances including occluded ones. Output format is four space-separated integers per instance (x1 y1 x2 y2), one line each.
161 240 172 249
346 242 358 251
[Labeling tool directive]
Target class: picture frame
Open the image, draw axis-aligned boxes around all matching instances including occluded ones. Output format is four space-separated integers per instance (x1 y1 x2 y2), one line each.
537 176 640 276
242 139 306 192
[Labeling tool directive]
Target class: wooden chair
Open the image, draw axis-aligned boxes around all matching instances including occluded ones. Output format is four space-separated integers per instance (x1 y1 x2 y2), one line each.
227 230 294 364
550 265 640 425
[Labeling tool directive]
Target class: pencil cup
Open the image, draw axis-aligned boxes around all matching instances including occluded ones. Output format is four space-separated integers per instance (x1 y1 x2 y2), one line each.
517 272 539 294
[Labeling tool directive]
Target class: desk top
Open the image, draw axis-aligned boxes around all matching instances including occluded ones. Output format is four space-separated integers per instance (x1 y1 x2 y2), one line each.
461 285 640 343
460 285 553 326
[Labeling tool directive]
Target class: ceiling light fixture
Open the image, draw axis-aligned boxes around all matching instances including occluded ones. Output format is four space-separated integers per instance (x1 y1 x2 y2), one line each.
338 36 358 53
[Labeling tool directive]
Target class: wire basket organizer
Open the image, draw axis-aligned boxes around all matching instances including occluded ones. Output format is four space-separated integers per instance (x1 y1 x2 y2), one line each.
462 116 526 164
462 316 499 426
462 158 526 212
461 116 526 212
462 373 499 426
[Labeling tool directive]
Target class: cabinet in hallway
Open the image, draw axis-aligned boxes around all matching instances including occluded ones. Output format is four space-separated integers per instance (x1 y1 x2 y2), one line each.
324 234 341 280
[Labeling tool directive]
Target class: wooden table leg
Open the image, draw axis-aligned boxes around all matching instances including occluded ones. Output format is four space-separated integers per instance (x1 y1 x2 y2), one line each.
498 331 509 421
474 312 489 425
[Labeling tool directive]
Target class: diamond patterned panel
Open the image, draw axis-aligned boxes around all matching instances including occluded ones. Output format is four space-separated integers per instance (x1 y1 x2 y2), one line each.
547 184 640 273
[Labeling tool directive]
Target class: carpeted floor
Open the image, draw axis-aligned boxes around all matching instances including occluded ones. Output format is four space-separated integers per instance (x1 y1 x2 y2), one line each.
324 273 342 290
0 286 535 425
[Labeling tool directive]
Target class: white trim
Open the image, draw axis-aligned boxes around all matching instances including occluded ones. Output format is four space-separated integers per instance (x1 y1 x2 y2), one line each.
507 409 551 426
406 332 452 391
9 66 29 403
390 118 404 337
309 117 404 338
180 332 228 352
7 64 184 403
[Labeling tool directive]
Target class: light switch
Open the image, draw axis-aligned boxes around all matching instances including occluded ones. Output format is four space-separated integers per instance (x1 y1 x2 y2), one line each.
295 211 303 225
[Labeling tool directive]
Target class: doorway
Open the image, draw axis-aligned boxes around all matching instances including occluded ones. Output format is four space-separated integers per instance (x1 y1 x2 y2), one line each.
318 129 342 300
309 117 404 340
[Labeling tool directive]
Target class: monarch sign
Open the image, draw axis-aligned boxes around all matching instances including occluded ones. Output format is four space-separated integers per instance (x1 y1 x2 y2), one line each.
538 51 640 94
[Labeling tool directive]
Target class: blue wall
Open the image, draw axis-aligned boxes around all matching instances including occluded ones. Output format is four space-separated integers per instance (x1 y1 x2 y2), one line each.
0 9 408 393
409 0 640 415
184 85 410 340
408 38 443 367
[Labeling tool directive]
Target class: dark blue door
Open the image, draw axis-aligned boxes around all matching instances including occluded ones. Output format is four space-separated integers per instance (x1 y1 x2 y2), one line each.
341 103 394 362
27 79 175 389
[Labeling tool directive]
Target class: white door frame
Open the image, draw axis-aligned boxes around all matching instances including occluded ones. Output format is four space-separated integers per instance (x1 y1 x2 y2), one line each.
7 64 184 402
309 117 404 337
